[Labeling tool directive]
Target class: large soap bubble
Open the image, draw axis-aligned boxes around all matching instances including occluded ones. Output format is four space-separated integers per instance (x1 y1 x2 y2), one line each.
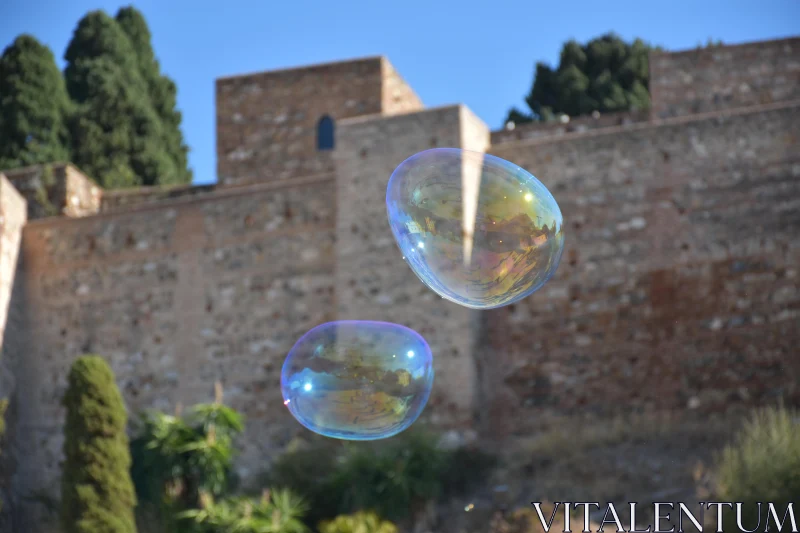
281 321 434 440
387 148 564 309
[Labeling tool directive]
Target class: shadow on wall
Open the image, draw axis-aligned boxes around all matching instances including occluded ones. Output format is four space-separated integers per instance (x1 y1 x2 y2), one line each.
0 251 33 532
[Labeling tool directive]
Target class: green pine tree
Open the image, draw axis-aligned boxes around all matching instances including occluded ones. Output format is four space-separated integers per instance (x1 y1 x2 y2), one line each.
61 355 137 533
506 33 656 124
116 6 191 185
64 10 189 188
0 35 71 170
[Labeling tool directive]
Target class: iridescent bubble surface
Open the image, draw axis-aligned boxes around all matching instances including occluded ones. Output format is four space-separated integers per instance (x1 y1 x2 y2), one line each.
387 148 564 309
281 321 434 440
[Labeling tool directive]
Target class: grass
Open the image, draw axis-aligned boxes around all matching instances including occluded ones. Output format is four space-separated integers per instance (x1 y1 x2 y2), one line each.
715 405 800 530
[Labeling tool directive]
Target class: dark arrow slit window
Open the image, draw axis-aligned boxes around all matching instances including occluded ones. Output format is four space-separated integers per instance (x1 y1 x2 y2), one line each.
317 115 335 151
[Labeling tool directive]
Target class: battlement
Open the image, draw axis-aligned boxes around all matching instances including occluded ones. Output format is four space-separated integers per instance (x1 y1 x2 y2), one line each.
1 163 101 220
491 109 650 145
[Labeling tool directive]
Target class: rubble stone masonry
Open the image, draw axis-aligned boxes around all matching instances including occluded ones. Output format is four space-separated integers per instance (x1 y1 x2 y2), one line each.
0 39 798 530
650 38 800 118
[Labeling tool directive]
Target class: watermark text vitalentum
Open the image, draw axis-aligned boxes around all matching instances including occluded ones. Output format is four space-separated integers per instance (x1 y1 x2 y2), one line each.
529 502 797 533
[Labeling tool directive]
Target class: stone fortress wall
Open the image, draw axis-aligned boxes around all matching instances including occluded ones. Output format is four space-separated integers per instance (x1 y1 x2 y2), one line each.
0 36 798 529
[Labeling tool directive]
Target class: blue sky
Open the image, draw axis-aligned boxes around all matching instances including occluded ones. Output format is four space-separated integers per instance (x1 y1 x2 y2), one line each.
2 0 798 185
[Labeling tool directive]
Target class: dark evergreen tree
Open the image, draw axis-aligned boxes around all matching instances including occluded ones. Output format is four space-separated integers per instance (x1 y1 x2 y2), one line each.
506 33 655 124
61 355 137 533
116 6 191 185
64 10 189 188
0 35 71 170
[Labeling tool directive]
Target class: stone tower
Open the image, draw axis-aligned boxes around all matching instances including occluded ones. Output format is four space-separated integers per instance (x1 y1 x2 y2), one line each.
216 56 423 185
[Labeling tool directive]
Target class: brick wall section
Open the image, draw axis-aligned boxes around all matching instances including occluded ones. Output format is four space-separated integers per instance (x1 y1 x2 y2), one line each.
101 183 219 213
491 110 650 145
334 106 489 428
481 101 800 438
2 163 101 220
381 58 423 115
216 57 385 185
650 37 800 119
12 176 337 517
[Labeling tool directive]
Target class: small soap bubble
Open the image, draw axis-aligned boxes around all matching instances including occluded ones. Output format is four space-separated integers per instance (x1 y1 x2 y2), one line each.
281 321 434 440
386 148 564 309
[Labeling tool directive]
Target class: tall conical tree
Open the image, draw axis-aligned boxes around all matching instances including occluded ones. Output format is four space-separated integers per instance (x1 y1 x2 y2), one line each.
64 10 188 188
61 355 137 533
116 6 191 185
0 35 71 170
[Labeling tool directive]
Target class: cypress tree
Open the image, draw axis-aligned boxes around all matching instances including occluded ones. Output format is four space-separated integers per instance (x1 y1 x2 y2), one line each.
64 10 187 188
0 35 71 170
61 355 137 533
116 6 191 185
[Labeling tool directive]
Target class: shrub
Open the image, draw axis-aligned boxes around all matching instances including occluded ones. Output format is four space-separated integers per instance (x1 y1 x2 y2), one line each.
268 428 495 524
716 405 800 529
60 355 137 533
319 511 398 533
130 391 243 529
440 444 497 499
328 430 449 521
264 438 342 524
178 488 308 533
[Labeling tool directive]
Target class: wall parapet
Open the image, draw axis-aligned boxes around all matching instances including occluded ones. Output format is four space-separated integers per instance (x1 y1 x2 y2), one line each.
649 36 800 119
490 98 800 151
492 110 650 145
0 163 101 220
31 173 336 226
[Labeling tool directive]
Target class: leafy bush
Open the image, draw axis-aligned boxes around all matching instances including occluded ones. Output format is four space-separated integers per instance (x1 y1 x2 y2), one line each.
265 438 342 524
319 511 397 533
331 430 447 520
440 444 497 500
267 429 495 524
178 488 307 533
716 405 800 528
60 355 137 533
130 391 243 530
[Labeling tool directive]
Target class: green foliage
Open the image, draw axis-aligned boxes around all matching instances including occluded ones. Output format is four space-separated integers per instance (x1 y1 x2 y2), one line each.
716 405 800 527
130 400 244 526
64 10 158 188
116 7 191 185
318 511 397 533
0 35 71 170
178 489 308 533
264 438 341 524
439 445 497 500
60 355 137 533
20 6 193 188
329 431 448 521
507 33 655 123
267 429 495 524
